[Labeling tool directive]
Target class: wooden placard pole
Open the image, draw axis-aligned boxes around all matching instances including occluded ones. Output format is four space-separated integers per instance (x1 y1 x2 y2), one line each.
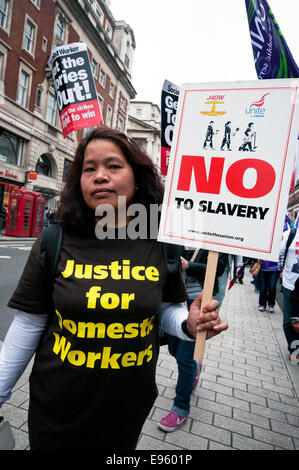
193 250 219 362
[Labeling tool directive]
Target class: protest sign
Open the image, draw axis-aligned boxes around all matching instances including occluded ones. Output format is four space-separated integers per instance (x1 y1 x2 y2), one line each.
160 80 180 175
158 79 299 360
159 79 299 260
48 43 103 138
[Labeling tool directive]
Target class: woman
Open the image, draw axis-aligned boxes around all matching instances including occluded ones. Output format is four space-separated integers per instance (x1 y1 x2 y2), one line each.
158 248 228 432
0 127 227 450
258 260 280 312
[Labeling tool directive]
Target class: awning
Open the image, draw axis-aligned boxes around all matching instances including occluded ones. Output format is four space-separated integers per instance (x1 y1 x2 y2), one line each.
33 185 60 197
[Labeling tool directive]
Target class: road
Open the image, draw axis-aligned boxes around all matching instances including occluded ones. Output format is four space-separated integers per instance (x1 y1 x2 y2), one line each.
0 240 34 340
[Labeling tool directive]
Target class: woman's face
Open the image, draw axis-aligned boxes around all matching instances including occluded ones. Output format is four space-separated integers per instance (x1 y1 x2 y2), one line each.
80 139 136 221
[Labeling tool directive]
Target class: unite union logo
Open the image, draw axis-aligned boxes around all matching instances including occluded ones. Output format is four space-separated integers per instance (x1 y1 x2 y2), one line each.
245 93 270 118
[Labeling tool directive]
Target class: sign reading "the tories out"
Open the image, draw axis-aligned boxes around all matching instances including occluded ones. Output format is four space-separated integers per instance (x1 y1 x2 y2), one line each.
48 43 103 138
158 79 299 261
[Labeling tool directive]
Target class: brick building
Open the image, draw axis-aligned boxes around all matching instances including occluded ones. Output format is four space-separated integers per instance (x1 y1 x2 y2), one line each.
0 0 136 215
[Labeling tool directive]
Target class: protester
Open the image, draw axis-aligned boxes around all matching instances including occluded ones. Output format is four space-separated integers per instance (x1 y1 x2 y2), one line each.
218 255 244 298
233 255 244 284
290 277 299 362
0 127 228 450
158 248 228 432
258 260 280 312
249 258 261 293
280 227 299 359
42 207 50 229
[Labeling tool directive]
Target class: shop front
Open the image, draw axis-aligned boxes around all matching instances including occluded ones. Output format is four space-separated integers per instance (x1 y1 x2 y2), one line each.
0 127 26 231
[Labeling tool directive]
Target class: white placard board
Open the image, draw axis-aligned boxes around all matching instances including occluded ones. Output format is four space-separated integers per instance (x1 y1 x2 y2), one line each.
158 79 299 261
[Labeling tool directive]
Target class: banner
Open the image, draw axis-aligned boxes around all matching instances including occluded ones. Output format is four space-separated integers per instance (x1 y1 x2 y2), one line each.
48 43 103 138
283 214 294 231
245 0 299 79
160 80 180 175
158 79 299 261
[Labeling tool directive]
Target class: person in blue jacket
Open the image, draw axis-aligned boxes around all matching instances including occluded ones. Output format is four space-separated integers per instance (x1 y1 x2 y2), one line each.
258 260 280 312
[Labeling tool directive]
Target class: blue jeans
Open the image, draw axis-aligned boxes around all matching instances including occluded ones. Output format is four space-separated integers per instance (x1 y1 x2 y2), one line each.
282 286 299 353
258 270 279 308
168 336 198 416
167 298 200 417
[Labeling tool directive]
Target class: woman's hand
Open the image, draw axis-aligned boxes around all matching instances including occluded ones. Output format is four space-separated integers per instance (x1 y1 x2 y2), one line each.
187 292 228 339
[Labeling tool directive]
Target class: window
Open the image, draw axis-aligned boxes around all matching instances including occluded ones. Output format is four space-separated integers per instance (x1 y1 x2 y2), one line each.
36 154 51 177
125 41 130 67
0 0 9 31
63 159 72 182
117 115 124 132
135 139 146 150
120 96 126 111
136 108 142 116
106 105 112 127
109 82 114 98
42 37 48 53
17 69 30 107
30 0 40 8
0 128 24 166
97 94 103 113
0 47 6 100
105 21 112 38
91 59 98 78
99 69 106 88
35 88 42 107
56 15 65 40
23 17 37 56
46 93 57 125
0 51 4 79
95 6 103 24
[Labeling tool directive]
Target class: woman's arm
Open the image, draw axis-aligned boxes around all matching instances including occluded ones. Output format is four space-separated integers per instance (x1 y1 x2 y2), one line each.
0 311 48 407
159 294 228 341
159 302 194 341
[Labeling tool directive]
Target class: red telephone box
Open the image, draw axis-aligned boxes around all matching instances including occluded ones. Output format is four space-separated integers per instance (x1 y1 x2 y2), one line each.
30 192 45 237
5 189 35 237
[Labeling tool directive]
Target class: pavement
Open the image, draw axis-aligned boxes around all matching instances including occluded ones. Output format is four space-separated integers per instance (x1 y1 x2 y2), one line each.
0 267 299 451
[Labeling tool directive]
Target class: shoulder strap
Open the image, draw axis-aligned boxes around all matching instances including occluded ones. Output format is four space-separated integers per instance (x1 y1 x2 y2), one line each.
42 222 63 285
284 228 297 267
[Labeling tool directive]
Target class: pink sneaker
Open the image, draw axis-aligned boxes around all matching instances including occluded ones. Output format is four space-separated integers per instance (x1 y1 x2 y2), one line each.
158 412 187 432
193 362 202 390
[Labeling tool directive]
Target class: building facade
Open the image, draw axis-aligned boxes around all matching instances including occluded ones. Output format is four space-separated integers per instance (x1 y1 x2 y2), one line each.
0 0 136 216
127 101 161 169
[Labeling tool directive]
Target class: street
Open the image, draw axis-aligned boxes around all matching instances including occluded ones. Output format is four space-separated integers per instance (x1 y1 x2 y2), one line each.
0 240 34 340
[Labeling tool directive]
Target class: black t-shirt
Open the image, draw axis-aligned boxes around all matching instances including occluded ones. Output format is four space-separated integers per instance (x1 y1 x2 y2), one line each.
8 232 186 450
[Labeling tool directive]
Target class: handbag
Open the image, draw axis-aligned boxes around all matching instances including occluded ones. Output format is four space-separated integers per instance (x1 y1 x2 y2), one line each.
0 417 15 450
250 261 261 276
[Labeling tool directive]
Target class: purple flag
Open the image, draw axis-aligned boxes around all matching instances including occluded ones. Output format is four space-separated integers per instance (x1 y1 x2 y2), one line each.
245 0 299 79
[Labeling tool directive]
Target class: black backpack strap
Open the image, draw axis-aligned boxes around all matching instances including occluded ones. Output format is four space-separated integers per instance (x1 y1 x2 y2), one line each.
42 222 63 285
284 228 297 267
163 242 184 274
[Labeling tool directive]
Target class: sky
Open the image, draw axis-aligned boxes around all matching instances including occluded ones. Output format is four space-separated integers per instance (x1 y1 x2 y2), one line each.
110 0 299 106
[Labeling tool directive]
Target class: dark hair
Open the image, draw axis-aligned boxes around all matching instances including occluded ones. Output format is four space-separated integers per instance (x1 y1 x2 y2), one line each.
57 126 164 236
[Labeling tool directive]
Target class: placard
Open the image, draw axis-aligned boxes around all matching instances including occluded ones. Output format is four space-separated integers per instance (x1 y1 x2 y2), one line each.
158 79 299 260
160 80 180 175
48 43 103 138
